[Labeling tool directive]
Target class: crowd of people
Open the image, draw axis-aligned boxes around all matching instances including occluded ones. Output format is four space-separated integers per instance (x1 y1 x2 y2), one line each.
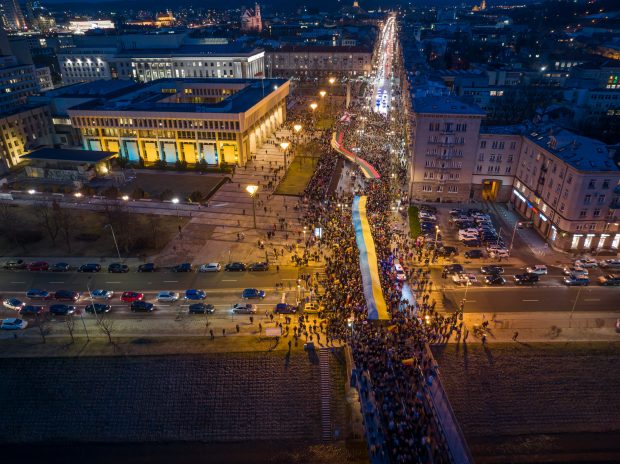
292 91 459 463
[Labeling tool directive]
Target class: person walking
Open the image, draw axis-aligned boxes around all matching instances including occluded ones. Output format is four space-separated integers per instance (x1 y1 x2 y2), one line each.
512 331 519 341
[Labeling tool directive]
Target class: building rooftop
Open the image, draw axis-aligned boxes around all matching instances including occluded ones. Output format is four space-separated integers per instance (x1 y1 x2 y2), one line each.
115 44 263 57
480 124 526 135
22 148 117 163
273 45 372 53
69 78 288 115
39 79 140 99
527 128 618 172
412 96 485 116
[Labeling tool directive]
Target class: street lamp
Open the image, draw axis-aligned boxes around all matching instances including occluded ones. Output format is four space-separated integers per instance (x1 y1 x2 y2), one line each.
509 220 532 255
280 141 290 167
293 124 302 133
309 102 318 112
329 77 336 85
319 90 326 99
104 224 122 261
246 185 258 229
121 195 129 201
434 225 440 244
171 197 179 219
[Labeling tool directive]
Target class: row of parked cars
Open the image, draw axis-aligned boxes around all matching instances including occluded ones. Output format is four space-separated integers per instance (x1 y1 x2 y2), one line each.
450 209 510 256
2 260 270 273
2 287 269 318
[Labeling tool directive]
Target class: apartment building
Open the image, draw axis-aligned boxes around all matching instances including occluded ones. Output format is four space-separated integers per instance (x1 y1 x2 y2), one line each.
0 55 38 112
511 129 620 252
409 96 485 202
67 78 289 167
266 45 372 77
0 103 55 173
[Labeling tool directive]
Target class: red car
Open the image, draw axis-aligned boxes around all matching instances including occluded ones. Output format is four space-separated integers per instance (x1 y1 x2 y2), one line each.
121 291 144 303
27 261 49 271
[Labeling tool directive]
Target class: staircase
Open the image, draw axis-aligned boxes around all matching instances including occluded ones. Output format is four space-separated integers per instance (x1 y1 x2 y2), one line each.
319 348 332 441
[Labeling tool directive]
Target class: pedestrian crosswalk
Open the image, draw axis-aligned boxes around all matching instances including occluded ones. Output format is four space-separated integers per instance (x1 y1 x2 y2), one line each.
319 348 332 441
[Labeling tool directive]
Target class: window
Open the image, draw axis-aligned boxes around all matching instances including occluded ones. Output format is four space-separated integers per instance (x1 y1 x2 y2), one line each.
422 185 432 192
489 155 496 162
478 154 484 161
567 175 573 184
480 141 486 149
505 166 511 174
571 235 581 249
510 142 516 150
598 194 606 204
476 165 483 173
612 234 620 249
579 210 587 218
507 155 513 163
588 179 596 189
593 209 601 218
436 186 443 192
584 195 591 205
603 179 610 189
448 185 459 193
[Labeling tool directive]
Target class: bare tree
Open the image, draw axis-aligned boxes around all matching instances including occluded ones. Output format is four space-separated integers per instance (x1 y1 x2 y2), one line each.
0 203 20 245
35 313 50 343
35 200 61 246
97 315 115 344
65 314 76 343
56 207 75 253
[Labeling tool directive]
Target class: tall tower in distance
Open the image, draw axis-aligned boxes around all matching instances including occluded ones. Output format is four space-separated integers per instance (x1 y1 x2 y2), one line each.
240 3 262 33
353 0 360 8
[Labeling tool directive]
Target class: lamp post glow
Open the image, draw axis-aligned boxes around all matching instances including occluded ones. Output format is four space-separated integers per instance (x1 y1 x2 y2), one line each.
27 189 36 195
74 192 82 198
435 225 440 244
309 102 318 111
104 224 122 261
329 77 336 85
246 185 258 229
121 195 129 201
280 141 290 167
293 124 302 133
319 90 326 98
171 197 180 219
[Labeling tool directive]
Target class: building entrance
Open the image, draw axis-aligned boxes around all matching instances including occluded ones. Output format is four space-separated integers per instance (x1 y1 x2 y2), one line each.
482 180 501 201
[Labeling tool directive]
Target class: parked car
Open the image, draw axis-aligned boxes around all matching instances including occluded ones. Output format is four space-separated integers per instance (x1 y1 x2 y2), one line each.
4 259 26 270
3 298 25 311
464 249 483 259
599 259 620 269
597 274 620 286
198 263 221 272
574 258 598 268
231 303 257 314
242 288 265 299
78 263 101 273
248 262 270 271
184 289 206 300
438 246 458 257
121 291 144 303
563 274 589 286
27 261 49 271
172 263 192 272
452 273 477 286
0 318 28 330
50 262 70 272
26 289 51 300
54 290 79 301
137 262 156 272
480 265 504 275
85 303 111 314
90 289 114 300
19 305 45 317
130 301 155 312
488 249 510 258
485 274 506 285
462 239 482 247
49 304 76 316
274 303 297 314
514 273 539 285
525 265 548 275
393 263 407 281
443 264 464 275
563 266 588 277
225 262 246 272
108 262 129 273
156 291 179 302
188 303 215 314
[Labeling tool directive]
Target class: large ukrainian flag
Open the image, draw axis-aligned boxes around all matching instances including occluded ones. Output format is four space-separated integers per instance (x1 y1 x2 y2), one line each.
352 195 389 321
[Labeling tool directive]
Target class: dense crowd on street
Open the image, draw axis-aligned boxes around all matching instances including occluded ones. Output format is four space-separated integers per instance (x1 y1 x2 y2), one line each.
289 90 457 463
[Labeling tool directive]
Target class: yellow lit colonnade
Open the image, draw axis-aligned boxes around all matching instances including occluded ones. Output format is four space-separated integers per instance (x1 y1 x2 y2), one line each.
68 78 289 167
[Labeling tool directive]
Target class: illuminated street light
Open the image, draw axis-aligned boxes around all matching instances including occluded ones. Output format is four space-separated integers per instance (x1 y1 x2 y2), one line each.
246 185 258 229
172 197 180 219
309 102 318 111
27 189 36 195
280 141 290 166
329 77 336 85
293 124 302 133
74 192 82 198
319 90 326 98
121 195 129 201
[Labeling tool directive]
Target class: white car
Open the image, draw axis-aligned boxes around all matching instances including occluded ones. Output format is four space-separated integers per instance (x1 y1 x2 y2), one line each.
574 258 598 268
90 289 114 300
156 291 180 302
1 318 28 330
526 265 548 275
600 259 620 269
489 249 510 258
198 262 221 272
563 266 588 277
3 298 25 311
394 263 407 281
231 303 257 314
452 273 477 286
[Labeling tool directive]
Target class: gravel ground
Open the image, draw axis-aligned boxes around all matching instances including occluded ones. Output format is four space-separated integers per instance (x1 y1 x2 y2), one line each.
432 342 620 463
0 351 348 446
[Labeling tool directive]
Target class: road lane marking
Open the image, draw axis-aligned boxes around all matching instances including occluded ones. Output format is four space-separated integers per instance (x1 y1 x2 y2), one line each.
583 298 600 302
10 281 25 284
106 281 121 284
163 280 178 283
522 299 539 302
222 279 237 282
49 282 64 284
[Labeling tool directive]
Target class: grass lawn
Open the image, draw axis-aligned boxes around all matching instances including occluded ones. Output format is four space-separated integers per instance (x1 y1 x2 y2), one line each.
275 156 320 196
0 204 188 258
408 205 421 238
